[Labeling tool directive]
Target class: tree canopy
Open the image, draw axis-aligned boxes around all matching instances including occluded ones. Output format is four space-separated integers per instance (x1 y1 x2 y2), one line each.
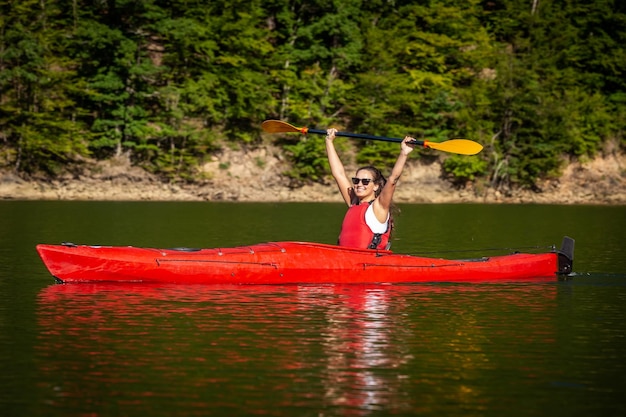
1 0 624 190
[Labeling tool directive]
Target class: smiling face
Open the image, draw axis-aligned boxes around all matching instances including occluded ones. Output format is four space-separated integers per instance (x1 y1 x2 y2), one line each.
352 168 379 201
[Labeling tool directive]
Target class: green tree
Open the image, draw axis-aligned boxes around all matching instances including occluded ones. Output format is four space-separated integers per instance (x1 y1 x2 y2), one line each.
0 0 89 175
67 1 162 160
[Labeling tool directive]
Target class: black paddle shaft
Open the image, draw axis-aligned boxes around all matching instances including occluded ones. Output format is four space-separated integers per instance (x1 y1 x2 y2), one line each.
307 128 424 146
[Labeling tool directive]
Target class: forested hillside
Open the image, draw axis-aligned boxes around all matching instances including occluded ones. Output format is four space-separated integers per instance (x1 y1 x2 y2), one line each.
1 0 624 192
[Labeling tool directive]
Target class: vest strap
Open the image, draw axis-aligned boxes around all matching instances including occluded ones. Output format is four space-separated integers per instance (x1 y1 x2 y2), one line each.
368 233 382 249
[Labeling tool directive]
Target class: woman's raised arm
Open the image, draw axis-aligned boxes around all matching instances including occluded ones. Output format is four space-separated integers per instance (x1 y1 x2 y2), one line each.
325 128 354 206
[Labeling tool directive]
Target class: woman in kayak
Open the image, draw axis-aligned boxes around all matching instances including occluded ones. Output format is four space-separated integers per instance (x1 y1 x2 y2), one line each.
325 128 415 250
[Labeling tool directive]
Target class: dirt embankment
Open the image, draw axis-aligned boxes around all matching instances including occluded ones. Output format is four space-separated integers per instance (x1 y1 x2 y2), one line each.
1 145 624 205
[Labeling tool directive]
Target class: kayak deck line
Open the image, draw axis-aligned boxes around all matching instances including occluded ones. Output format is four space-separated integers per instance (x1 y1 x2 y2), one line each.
363 262 467 269
36 236 575 284
155 258 279 269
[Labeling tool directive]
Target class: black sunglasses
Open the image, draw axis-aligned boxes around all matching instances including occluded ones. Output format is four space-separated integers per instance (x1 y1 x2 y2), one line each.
352 177 372 186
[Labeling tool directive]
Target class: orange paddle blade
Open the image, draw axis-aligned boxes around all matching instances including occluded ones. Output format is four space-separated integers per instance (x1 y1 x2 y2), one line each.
261 120 307 134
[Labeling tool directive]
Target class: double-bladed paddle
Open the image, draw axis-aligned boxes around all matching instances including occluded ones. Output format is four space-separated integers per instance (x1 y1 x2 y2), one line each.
261 120 483 155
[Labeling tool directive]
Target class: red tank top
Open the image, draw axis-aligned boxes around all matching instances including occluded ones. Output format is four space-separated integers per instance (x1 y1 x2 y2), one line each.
338 203 390 250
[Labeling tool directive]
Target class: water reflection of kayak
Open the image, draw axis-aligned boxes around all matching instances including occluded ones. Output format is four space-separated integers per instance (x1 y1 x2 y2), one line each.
36 237 574 284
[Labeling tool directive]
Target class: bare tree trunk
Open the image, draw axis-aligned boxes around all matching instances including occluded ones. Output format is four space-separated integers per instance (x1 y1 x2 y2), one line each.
280 59 291 121
115 126 123 158
73 0 78 29
278 5 300 121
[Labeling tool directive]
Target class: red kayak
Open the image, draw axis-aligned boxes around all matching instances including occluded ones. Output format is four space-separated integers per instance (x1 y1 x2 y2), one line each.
36 237 574 284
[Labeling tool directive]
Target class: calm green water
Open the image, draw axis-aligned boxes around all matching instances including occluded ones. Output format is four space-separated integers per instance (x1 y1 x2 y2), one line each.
1 201 625 417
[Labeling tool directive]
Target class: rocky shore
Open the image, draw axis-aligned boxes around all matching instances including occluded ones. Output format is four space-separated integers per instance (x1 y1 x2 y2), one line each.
1 146 624 205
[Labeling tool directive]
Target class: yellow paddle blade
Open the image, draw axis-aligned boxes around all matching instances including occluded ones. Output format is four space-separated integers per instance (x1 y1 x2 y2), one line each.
425 139 483 155
261 120 305 134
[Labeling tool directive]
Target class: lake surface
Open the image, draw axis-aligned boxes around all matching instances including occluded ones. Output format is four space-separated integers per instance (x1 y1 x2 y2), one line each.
1 201 625 416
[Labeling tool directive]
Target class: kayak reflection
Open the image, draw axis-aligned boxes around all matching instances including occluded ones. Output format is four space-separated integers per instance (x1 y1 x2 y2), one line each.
35 283 557 415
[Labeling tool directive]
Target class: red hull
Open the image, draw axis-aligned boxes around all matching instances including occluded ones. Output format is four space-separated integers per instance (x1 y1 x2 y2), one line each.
36 238 574 284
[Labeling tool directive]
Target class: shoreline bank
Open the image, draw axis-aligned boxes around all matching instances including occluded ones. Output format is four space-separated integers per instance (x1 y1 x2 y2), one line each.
1 148 624 205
